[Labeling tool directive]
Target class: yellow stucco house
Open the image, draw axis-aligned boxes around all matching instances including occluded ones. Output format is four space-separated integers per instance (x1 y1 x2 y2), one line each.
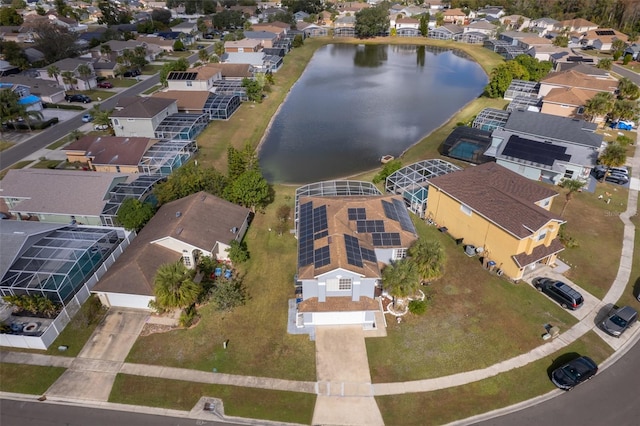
426 163 565 280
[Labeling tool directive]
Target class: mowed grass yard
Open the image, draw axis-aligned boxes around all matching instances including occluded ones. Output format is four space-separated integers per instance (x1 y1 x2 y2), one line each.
366 217 578 383
0 364 66 395
110 374 315 425
126 187 317 380
375 331 613 426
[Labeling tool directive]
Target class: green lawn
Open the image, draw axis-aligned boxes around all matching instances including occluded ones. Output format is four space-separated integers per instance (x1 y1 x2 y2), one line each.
366 217 578 383
46 137 72 150
108 78 138 88
30 159 62 169
0 140 14 151
142 84 162 95
376 331 614 426
109 374 315 424
126 188 317 380
0 364 66 395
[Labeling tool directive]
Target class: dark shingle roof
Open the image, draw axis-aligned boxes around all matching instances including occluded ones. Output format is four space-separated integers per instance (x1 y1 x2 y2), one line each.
427 163 562 239
504 109 602 148
111 97 176 118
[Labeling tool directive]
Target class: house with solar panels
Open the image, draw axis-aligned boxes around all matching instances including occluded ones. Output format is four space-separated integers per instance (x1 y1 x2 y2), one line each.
489 109 603 184
293 182 418 329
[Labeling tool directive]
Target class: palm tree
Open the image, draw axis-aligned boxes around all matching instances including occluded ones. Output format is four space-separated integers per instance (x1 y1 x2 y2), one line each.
90 104 112 132
382 259 420 308
617 77 640 100
61 71 77 91
152 261 201 311
559 179 585 216
408 239 445 284
17 105 44 131
76 64 93 90
100 44 112 61
46 65 61 87
583 92 614 122
214 41 225 57
198 48 210 63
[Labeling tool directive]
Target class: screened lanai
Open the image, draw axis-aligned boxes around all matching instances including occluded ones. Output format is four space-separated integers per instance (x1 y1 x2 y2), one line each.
204 94 241 120
100 174 165 226
294 181 382 237
385 159 461 218
472 108 511 132
0 226 123 305
212 80 248 101
154 113 209 140
507 95 541 112
138 139 197 176
504 80 540 101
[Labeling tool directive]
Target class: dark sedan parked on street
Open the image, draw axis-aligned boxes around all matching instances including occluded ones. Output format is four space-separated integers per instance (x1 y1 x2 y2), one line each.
551 356 598 390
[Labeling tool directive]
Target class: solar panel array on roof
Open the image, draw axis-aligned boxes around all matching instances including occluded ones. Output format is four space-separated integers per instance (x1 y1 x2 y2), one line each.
298 202 331 268
356 220 385 233
344 234 363 267
314 245 330 268
372 232 401 247
382 200 398 221
502 135 571 166
167 71 198 80
393 198 415 233
347 207 366 221
361 247 377 263
595 30 615 36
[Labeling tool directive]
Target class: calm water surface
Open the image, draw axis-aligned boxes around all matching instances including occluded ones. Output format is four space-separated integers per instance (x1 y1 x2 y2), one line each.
258 44 487 184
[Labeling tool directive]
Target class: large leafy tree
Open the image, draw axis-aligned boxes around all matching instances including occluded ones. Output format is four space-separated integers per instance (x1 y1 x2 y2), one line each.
116 198 155 231
97 0 132 25
419 13 429 36
33 23 80 63
227 143 259 181
382 259 420 308
484 61 528 98
0 7 23 25
0 40 28 69
242 77 263 102
153 162 228 204
408 239 445 284
513 54 552 82
355 6 390 38
152 261 201 311
210 277 247 311
212 10 245 30
224 169 272 212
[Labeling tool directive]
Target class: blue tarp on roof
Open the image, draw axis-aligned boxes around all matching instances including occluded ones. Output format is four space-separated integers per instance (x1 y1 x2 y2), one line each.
18 95 40 105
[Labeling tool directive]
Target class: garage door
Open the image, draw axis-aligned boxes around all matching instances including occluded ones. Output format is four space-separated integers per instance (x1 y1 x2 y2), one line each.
101 292 152 310
312 311 366 326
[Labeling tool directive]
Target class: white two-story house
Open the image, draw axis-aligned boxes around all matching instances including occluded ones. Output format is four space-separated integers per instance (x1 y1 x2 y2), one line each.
110 96 178 138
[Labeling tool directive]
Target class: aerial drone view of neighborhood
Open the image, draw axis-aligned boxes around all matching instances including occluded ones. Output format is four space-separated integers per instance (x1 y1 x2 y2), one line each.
1 0 640 425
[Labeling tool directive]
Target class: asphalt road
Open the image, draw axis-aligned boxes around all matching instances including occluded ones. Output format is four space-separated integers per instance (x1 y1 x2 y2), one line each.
471 338 640 425
0 399 242 426
0 47 208 171
612 63 640 85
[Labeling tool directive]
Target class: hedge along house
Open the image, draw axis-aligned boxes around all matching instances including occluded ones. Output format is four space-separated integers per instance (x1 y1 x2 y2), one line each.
92 192 251 310
0 221 132 349
294 181 418 330
425 162 565 281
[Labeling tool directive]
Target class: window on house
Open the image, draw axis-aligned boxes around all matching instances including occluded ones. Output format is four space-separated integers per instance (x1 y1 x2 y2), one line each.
113 119 119 126
537 231 547 241
115 166 121 173
460 204 472 216
183 255 191 267
394 248 407 259
186 81 192 87
564 170 574 179
338 278 352 291
541 198 550 207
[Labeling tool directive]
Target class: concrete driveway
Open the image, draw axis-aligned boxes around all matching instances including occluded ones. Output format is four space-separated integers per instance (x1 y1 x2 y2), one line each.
312 326 384 426
45 309 148 401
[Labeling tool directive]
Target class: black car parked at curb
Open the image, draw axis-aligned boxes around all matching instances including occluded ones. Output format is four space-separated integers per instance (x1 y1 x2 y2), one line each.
532 277 584 310
65 94 91 103
551 356 598 390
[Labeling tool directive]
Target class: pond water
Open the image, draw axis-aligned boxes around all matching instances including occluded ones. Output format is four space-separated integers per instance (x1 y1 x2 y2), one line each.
258 44 488 184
